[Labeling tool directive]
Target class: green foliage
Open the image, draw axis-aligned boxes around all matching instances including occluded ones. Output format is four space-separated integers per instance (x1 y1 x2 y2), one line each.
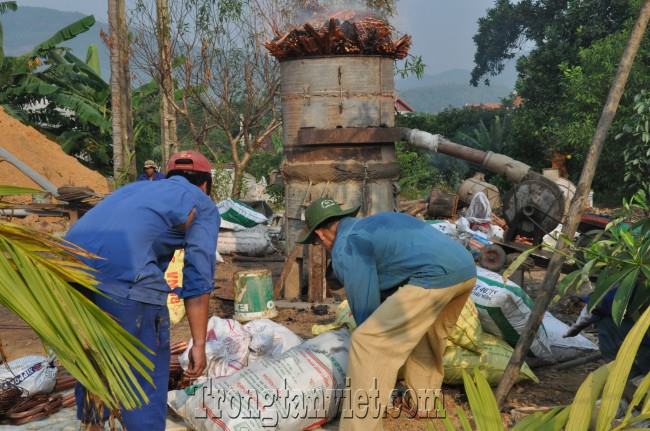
396 55 425 79
471 0 647 198
0 15 161 175
395 141 445 200
617 91 650 193
456 115 509 154
247 132 283 182
559 190 650 325
85 44 101 76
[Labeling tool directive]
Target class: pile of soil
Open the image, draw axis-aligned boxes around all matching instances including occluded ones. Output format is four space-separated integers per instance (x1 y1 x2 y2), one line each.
0 107 109 195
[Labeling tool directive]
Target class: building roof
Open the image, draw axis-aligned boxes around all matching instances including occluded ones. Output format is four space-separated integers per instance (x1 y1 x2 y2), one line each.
395 97 416 113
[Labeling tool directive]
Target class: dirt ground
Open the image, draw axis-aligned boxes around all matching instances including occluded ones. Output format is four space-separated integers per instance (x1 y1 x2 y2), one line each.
0 254 602 430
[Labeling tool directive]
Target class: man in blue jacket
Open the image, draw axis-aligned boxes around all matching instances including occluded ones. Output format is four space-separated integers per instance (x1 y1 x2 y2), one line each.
66 150 220 430
137 160 166 181
297 198 476 431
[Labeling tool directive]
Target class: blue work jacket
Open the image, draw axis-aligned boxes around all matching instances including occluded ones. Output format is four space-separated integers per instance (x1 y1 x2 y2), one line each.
137 172 166 181
65 176 220 305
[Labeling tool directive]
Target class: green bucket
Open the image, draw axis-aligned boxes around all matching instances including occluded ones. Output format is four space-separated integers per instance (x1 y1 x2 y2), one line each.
233 269 278 322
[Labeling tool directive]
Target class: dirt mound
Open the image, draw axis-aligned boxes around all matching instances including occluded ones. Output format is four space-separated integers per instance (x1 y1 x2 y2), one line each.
0 107 110 195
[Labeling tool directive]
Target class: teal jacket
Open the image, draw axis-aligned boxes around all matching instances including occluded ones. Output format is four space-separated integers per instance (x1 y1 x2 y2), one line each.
331 213 476 325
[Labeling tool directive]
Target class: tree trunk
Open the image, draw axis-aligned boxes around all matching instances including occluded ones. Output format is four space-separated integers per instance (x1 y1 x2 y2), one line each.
231 162 244 198
156 0 177 166
108 0 135 183
494 0 650 406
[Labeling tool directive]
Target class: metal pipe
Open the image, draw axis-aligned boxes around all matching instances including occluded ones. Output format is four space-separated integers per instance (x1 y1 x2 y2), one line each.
400 128 531 183
0 209 30 217
0 146 59 196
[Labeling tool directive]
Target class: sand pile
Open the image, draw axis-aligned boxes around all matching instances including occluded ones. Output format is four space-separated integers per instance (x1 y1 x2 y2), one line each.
0 107 110 195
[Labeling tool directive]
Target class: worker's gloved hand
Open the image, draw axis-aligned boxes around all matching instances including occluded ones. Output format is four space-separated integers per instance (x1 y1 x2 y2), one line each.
563 305 597 338
185 343 207 379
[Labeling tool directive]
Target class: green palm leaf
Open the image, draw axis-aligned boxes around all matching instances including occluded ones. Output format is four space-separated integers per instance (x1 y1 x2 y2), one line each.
0 221 154 410
565 363 611 431
462 369 504 431
0 185 41 196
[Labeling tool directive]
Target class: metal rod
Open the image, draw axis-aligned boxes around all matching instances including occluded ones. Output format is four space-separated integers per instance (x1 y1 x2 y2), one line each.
0 147 59 196
495 0 650 405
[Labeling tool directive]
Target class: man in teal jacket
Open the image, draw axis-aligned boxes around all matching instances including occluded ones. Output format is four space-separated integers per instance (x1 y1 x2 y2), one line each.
298 198 476 431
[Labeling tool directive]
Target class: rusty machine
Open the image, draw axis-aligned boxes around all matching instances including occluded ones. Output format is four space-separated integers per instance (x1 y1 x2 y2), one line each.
266 12 565 299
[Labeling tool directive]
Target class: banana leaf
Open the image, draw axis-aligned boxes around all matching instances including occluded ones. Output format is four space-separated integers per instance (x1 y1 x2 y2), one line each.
85 44 101 76
64 50 108 91
32 15 96 56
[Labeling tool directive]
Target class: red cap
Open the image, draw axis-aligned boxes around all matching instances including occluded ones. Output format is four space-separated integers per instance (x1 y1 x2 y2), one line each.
166 150 212 174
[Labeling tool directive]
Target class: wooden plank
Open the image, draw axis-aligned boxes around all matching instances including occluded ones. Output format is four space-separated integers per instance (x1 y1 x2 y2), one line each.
307 244 327 302
273 245 303 299
297 127 405 146
284 256 302 300
285 145 385 163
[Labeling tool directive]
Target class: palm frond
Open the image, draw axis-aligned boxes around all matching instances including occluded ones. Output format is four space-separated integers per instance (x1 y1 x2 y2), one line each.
0 221 153 410
0 185 41 196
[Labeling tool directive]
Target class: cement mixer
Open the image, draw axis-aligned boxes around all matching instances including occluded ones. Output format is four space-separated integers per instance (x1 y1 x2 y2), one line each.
400 128 566 245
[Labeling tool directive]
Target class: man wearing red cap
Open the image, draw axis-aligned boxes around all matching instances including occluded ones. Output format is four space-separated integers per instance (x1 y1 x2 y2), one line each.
65 151 219 430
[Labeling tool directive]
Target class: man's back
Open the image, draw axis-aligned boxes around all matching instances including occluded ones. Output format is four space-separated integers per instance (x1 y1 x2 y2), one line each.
333 212 476 291
66 176 219 303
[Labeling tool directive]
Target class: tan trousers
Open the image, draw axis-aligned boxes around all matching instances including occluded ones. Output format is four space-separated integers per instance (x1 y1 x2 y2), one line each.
338 278 476 431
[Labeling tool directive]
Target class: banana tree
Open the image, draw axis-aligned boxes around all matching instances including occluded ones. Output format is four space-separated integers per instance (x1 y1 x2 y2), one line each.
0 186 153 411
0 15 113 171
0 13 161 175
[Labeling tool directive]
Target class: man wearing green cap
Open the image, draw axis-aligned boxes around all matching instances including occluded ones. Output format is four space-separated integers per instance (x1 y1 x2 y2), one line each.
298 198 476 431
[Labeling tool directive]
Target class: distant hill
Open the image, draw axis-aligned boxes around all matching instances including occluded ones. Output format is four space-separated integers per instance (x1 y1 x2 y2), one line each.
396 64 518 113
1 6 110 78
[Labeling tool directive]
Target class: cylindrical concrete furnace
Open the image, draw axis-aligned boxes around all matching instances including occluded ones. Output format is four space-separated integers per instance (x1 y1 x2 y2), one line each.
280 56 399 249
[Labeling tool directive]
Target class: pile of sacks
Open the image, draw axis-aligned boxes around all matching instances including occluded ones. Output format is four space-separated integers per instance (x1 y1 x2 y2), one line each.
216 199 280 257
310 267 599 386
169 319 350 431
177 317 303 379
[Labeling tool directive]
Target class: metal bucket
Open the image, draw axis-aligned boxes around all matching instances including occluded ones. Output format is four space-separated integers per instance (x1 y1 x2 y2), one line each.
233 269 278 322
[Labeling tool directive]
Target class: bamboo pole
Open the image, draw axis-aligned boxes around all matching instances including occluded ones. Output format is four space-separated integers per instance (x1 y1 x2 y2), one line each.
495 0 650 406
